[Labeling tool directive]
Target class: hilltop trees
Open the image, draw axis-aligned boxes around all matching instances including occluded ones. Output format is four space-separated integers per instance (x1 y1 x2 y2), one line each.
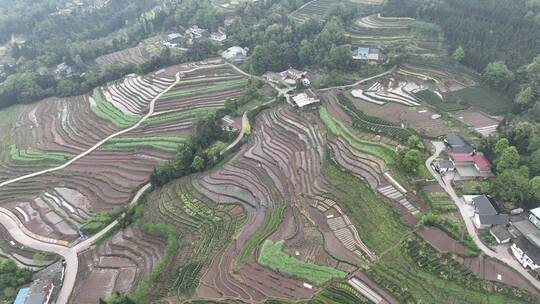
482 61 514 90
488 136 540 208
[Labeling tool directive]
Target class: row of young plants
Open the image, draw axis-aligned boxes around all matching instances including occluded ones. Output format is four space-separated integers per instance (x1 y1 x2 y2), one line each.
9 144 73 164
142 108 208 126
319 107 396 165
100 136 188 152
238 200 286 263
171 183 247 298
366 236 537 304
336 93 414 143
91 88 140 128
158 79 248 101
257 240 347 285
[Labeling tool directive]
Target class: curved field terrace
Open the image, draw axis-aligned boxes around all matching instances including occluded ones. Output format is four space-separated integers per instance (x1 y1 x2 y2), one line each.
0 60 249 244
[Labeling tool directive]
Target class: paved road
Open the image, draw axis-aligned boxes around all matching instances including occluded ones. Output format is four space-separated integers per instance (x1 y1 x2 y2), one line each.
0 210 77 304
426 141 540 292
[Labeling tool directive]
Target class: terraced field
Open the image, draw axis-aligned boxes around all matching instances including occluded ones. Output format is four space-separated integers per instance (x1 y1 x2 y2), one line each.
71 226 166 303
346 13 443 56
95 36 163 66
291 0 374 23
0 60 249 246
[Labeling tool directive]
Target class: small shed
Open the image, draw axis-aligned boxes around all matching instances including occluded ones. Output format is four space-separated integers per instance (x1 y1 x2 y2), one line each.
490 225 511 244
292 89 320 108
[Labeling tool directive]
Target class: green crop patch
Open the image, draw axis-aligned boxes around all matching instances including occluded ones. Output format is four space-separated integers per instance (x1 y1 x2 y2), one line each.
323 157 408 253
159 79 248 101
10 144 73 164
142 108 209 126
445 86 512 115
319 107 396 165
414 89 468 112
258 240 347 285
90 88 140 128
101 136 188 151
238 201 285 263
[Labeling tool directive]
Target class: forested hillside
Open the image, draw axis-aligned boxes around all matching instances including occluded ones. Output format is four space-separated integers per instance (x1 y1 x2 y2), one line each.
383 0 540 72
0 0 227 109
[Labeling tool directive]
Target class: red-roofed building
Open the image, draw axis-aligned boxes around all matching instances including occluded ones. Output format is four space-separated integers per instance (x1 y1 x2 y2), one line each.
450 152 492 174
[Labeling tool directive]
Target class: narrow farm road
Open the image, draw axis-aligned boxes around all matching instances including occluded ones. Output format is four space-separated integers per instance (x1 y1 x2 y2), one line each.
0 209 78 304
0 72 180 189
426 141 540 292
318 66 397 91
0 182 150 304
0 64 226 303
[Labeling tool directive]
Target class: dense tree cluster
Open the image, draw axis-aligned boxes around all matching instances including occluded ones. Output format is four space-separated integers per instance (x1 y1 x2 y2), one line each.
382 0 540 73
0 259 32 302
150 112 236 188
0 0 223 110
397 135 425 174
480 135 540 208
225 1 370 75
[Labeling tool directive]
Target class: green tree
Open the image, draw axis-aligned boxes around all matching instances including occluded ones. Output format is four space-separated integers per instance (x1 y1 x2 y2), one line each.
452 46 465 63
515 87 535 106
407 135 424 150
250 45 269 75
324 44 353 71
0 259 32 303
512 121 537 153
191 155 205 171
494 167 531 206
482 61 514 90
496 146 520 172
530 149 540 176
530 176 540 203
401 149 422 173
102 292 136 304
494 138 509 154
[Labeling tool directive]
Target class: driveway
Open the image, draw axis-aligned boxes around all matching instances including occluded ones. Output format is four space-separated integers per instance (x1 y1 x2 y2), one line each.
426 141 540 292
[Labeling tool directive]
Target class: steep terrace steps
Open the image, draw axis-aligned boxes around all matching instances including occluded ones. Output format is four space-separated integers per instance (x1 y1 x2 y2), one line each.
377 185 419 215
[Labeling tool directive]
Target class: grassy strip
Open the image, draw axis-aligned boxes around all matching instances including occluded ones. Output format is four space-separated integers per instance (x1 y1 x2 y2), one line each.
414 89 467 112
80 207 123 235
238 201 286 263
258 240 347 285
159 79 248 101
143 108 208 126
90 88 140 128
101 136 188 151
445 86 512 115
418 213 479 256
10 144 73 163
131 222 178 302
319 107 396 165
175 75 244 86
323 155 408 253
266 283 371 304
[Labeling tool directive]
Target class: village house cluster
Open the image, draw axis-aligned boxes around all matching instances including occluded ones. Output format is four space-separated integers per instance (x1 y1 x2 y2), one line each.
432 133 540 276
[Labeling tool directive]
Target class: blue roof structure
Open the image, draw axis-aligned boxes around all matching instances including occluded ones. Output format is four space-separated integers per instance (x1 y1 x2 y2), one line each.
232 52 247 62
352 47 370 58
13 288 29 304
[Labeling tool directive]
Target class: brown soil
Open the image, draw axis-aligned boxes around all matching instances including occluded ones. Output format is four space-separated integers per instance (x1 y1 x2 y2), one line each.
416 226 466 254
